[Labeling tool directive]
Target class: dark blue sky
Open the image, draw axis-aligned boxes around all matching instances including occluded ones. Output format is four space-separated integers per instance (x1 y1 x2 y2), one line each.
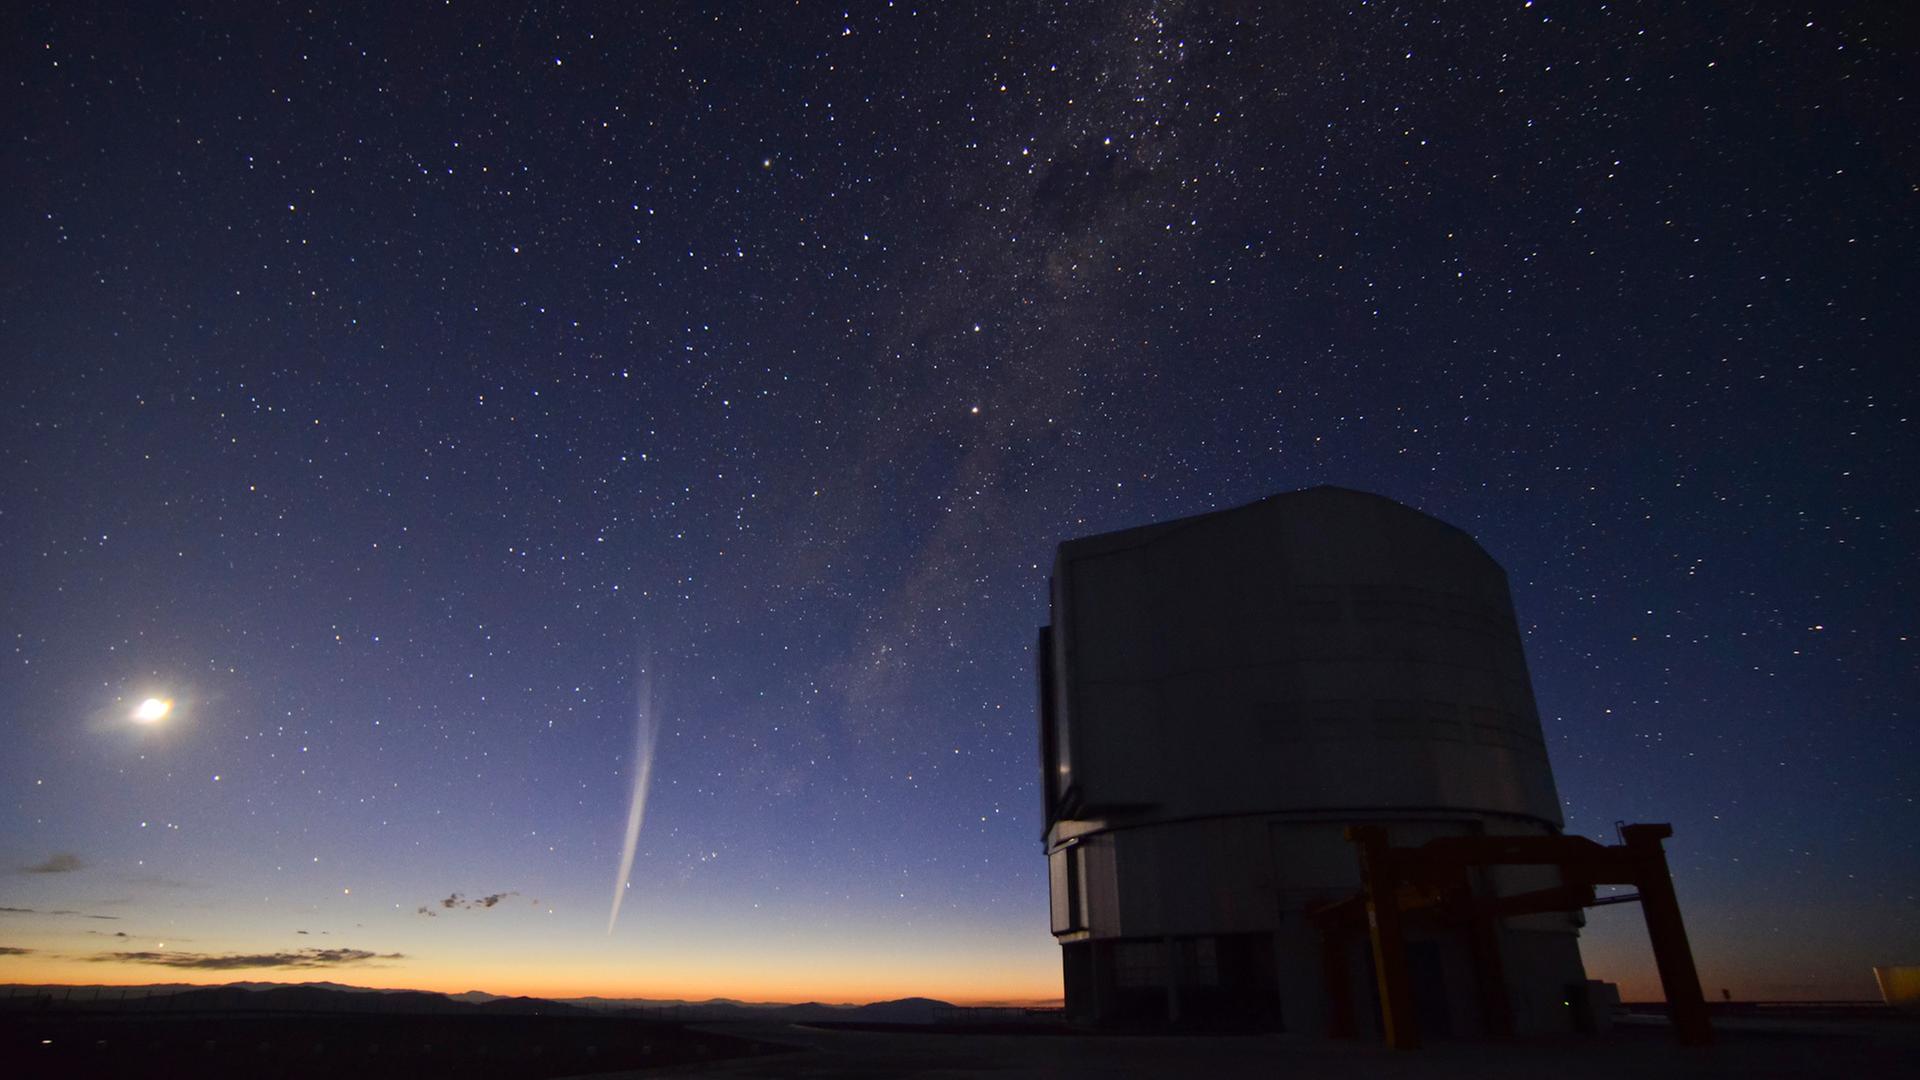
2 1 1912 1001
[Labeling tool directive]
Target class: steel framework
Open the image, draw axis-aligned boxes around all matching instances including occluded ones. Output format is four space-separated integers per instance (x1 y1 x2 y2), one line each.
1310 822 1711 1048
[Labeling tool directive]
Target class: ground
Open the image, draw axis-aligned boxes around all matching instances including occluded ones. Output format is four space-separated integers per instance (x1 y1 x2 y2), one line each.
564 1015 1918 1080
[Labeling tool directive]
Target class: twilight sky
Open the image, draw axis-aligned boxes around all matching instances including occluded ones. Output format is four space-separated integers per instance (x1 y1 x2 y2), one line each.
2 2 1913 1004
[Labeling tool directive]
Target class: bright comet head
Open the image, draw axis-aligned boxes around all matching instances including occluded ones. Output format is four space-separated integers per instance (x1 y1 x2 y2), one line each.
132 698 172 724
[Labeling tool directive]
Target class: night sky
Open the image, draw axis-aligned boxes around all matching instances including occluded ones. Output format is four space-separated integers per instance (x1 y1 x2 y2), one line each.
3 2 1913 1004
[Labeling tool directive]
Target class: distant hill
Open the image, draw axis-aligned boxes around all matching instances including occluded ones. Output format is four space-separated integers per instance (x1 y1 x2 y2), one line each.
4 980 481 1000
587 995 958 1024
765 997 951 1024
1 981 963 1024
1 982 586 1017
224 980 385 994
854 997 952 1024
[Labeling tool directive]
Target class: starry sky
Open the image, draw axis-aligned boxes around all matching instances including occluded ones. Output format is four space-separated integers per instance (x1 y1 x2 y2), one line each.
2 2 1913 1005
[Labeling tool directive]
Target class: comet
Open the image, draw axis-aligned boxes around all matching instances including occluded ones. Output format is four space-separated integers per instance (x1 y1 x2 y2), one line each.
606 654 658 935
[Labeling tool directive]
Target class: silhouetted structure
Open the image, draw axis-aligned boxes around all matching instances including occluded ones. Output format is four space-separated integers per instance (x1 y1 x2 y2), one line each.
1315 821 1710 1047
1038 487 1593 1036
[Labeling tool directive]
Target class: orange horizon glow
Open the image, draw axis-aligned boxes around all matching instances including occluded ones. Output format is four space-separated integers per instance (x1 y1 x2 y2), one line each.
0 954 1062 1007
5 898 1879 1008
7 948 1884 1007
7 949 1881 1006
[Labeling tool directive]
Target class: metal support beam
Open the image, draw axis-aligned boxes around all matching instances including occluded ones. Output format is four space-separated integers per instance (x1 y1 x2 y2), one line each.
1467 883 1598 921
1316 822 1711 1049
1621 825 1712 1046
1350 826 1421 1050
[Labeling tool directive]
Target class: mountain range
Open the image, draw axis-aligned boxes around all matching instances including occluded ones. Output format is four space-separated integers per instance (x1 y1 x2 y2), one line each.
0 980 971 1024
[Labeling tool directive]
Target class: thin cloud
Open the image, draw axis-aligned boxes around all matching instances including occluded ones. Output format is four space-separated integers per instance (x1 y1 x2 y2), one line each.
22 854 84 874
94 948 404 970
437 891 518 910
0 906 119 920
0 946 33 956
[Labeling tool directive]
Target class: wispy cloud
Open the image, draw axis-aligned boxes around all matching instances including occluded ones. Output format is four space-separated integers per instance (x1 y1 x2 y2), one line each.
0 906 118 920
0 946 33 956
437 891 519 910
22 853 84 874
93 948 404 970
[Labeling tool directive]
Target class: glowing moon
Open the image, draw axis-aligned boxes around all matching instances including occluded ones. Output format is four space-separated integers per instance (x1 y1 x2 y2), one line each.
132 698 172 724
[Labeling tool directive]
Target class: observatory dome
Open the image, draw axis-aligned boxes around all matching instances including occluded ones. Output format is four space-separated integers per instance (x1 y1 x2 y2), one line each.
1039 487 1586 1037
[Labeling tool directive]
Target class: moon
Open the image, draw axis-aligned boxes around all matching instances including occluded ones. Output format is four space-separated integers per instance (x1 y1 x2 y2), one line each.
132 698 172 724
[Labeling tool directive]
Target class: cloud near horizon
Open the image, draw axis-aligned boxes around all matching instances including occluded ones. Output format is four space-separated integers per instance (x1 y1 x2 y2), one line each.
21 854 85 874
0 906 119 920
0 946 33 956
436 891 520 911
92 947 404 970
